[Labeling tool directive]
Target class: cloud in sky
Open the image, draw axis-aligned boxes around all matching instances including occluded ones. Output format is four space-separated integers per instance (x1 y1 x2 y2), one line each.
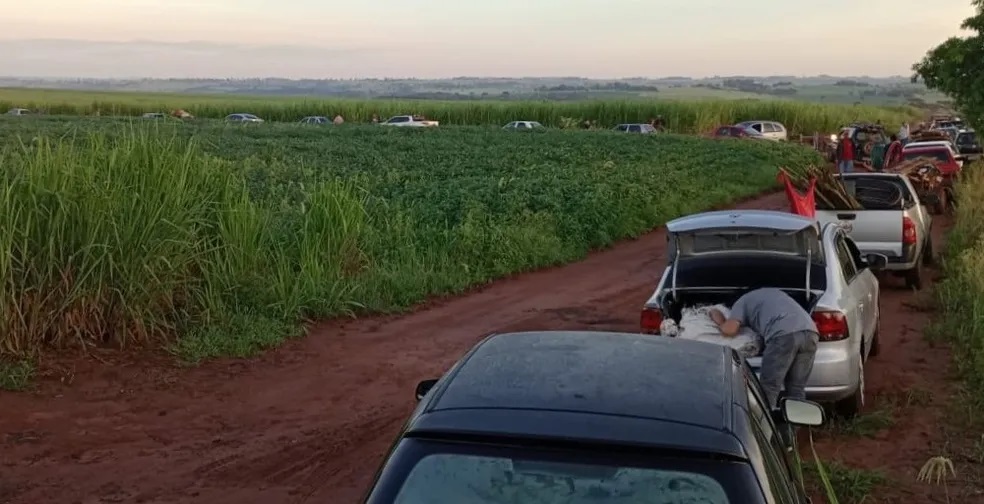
2 0 978 78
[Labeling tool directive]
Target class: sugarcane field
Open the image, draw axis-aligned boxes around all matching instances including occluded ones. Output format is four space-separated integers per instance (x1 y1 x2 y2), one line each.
4 2 984 504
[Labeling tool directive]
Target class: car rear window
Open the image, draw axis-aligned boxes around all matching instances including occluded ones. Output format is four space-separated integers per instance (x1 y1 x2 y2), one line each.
958 132 977 144
903 149 950 162
393 453 731 503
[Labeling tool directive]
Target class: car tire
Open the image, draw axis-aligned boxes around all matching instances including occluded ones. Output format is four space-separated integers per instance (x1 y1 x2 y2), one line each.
933 190 948 216
834 357 864 419
904 264 923 290
923 236 935 266
868 316 881 358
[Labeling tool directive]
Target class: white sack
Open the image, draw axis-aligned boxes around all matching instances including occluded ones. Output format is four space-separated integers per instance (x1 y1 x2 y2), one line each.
677 304 762 358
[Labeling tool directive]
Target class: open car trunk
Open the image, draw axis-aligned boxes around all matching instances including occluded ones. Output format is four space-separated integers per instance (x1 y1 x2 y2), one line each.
655 211 828 342
658 258 826 323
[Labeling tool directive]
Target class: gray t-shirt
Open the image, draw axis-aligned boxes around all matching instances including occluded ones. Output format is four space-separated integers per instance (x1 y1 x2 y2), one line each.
730 288 818 343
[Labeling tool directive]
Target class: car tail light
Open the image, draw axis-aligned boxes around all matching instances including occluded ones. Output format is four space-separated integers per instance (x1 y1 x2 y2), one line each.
641 307 663 334
812 310 848 342
902 216 917 245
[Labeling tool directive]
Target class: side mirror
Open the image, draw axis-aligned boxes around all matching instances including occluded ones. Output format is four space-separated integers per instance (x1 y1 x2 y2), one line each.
415 379 438 401
779 398 825 426
955 155 966 161
864 253 889 270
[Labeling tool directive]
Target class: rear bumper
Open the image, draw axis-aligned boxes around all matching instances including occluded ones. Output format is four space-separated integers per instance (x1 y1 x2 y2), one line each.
749 344 860 403
872 243 919 271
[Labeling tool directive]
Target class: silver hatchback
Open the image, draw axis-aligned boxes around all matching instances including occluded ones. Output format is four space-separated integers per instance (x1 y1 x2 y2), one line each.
639 210 886 418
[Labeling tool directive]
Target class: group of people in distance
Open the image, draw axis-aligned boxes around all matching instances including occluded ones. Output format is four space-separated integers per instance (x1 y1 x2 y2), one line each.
835 121 912 175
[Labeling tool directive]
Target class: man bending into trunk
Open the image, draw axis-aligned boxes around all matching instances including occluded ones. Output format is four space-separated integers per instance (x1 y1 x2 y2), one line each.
709 287 820 408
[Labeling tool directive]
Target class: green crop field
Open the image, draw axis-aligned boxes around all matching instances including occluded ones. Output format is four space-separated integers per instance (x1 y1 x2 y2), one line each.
0 87 920 135
0 116 825 361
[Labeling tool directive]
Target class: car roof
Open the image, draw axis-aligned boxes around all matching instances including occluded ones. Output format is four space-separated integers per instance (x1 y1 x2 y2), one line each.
409 331 749 457
906 141 951 147
904 145 949 151
666 209 816 234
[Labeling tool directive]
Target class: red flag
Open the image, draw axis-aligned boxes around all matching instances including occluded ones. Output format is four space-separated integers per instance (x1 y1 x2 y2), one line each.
776 170 816 218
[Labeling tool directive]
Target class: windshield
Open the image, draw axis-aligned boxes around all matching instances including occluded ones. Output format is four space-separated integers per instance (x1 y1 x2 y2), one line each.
371 440 750 504
903 150 950 162
394 454 730 503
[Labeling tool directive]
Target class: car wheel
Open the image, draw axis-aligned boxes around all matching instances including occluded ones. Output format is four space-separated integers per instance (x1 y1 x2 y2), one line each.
904 264 923 290
933 190 948 215
834 357 864 419
868 315 881 358
923 236 935 266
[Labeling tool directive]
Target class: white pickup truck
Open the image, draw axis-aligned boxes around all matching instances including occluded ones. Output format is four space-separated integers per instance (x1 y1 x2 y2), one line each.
814 173 933 289
380 115 439 127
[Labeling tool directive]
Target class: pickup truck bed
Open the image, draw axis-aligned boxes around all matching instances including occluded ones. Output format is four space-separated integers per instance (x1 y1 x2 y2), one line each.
814 173 932 288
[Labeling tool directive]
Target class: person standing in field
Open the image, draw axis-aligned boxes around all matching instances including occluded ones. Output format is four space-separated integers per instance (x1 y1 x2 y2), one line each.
836 131 855 174
709 288 820 408
898 122 910 146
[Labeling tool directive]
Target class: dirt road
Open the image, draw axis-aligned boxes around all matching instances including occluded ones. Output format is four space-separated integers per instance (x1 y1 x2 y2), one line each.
0 191 958 503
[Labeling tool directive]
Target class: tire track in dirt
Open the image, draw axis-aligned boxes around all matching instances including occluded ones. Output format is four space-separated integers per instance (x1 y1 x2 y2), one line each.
17 189 965 504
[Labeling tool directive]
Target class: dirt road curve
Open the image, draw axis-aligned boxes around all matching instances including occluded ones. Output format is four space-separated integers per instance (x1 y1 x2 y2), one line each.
1 191 954 504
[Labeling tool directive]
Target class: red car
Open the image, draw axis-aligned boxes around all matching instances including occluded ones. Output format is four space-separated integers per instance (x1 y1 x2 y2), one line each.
709 125 766 140
901 146 963 176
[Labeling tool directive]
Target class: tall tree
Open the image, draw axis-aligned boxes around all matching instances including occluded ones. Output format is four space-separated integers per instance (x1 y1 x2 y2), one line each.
912 0 984 126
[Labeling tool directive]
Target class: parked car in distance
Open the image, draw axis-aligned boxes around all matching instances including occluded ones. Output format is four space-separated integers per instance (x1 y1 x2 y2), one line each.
815 173 934 288
710 125 766 140
735 120 788 141
902 145 965 174
5 108 31 116
299 116 330 125
380 115 439 127
640 210 887 417
502 120 544 130
613 123 657 134
956 129 981 159
904 140 957 153
225 113 264 123
362 330 825 503
141 112 167 119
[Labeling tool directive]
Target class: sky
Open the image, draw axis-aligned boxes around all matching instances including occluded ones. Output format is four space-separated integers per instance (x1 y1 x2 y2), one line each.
2 0 978 79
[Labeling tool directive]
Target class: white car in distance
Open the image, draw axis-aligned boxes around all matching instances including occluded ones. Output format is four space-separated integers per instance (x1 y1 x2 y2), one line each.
735 120 788 141
225 113 264 123
503 121 544 130
380 115 439 127
299 116 331 125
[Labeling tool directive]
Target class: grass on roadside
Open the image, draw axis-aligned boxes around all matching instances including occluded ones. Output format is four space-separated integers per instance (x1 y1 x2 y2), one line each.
935 161 984 401
821 406 896 438
804 459 887 504
0 359 35 391
921 158 984 501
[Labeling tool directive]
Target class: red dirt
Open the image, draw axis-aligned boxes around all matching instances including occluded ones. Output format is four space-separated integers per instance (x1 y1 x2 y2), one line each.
0 191 964 504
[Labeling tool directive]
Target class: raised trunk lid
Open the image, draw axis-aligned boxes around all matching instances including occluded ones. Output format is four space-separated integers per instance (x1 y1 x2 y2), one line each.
666 210 823 261
666 210 824 305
